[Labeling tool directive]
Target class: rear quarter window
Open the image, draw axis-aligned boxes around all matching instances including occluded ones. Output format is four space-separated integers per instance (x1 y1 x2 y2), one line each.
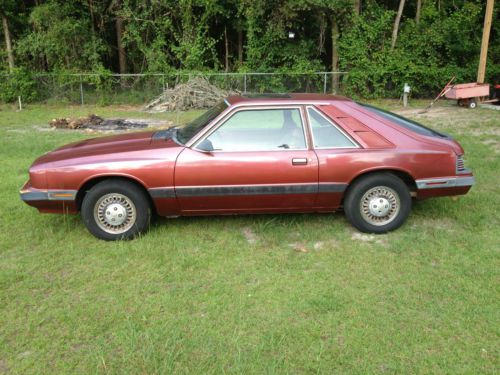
359 103 449 138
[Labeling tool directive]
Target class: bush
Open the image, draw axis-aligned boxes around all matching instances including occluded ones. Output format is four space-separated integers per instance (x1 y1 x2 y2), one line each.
0 68 40 103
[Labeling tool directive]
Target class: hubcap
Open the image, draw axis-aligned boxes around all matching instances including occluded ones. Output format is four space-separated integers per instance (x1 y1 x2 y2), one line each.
94 193 136 234
360 186 400 226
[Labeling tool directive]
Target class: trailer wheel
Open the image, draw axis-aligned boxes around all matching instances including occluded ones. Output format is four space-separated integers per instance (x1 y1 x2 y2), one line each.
468 99 477 109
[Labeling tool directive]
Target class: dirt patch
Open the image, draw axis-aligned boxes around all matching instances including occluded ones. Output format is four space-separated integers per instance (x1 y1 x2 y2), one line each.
351 232 387 246
242 227 258 244
351 232 376 242
288 242 308 252
393 104 500 135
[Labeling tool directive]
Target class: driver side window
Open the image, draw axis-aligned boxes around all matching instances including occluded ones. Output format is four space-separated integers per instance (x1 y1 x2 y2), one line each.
203 108 306 151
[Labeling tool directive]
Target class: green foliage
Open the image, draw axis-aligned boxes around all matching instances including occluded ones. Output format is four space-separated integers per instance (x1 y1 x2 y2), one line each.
339 1 495 98
15 1 107 72
0 0 498 99
0 68 38 102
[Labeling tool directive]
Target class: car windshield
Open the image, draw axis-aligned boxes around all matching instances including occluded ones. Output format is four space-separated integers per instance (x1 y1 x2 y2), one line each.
359 103 449 138
176 102 228 144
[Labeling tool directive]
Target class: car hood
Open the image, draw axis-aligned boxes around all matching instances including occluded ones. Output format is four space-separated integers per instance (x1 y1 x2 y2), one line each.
32 130 180 168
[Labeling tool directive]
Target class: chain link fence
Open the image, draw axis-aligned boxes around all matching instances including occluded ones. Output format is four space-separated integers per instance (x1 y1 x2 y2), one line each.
3 72 349 106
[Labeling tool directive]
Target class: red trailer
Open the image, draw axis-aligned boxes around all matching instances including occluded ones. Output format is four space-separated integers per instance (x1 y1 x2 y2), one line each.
444 82 496 108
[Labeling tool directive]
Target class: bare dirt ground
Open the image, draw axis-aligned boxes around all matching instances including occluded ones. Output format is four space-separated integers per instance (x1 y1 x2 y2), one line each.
393 104 499 135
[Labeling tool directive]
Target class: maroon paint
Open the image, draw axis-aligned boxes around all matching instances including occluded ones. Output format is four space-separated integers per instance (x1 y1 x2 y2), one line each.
20 94 473 216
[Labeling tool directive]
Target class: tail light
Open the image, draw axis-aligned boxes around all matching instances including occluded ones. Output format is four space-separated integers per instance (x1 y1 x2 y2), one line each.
456 155 467 174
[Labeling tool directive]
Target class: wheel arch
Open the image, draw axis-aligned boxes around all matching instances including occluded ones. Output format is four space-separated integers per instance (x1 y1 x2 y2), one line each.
75 175 156 213
346 168 417 196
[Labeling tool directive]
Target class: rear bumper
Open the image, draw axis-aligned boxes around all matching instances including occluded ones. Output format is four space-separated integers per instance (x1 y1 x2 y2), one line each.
415 175 474 199
416 176 475 189
20 181 78 213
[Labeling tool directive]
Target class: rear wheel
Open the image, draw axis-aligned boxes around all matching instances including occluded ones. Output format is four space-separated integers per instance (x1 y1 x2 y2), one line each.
81 179 151 240
344 173 411 233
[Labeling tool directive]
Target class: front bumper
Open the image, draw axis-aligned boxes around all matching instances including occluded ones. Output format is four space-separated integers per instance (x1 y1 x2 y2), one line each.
20 181 78 213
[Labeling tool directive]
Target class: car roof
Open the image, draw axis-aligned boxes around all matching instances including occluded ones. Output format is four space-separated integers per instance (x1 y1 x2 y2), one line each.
225 93 352 106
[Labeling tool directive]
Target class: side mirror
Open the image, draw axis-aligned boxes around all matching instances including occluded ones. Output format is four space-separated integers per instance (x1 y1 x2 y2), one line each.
197 139 214 152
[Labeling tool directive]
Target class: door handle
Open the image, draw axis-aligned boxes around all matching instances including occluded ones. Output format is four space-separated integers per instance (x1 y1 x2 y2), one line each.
292 158 308 166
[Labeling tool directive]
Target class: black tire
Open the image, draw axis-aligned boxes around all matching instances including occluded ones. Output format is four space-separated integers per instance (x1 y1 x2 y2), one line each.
468 99 477 109
81 179 151 240
344 173 411 234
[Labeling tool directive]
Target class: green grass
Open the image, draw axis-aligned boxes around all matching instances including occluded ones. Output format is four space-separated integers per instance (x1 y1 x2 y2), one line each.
0 101 499 374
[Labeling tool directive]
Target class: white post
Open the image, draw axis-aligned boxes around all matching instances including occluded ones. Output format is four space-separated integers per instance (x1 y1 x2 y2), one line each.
79 75 84 106
403 83 411 107
18 96 22 111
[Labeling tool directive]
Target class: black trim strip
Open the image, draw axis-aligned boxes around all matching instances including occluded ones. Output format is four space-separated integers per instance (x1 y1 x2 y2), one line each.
174 183 347 197
318 183 348 193
148 187 176 198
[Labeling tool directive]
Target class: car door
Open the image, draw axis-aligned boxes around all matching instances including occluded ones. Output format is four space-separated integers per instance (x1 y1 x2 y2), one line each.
174 106 319 214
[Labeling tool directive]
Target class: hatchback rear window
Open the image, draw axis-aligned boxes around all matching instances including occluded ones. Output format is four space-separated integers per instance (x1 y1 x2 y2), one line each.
359 103 449 138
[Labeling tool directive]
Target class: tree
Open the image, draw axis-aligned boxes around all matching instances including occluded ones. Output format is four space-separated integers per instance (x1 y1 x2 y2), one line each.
109 0 127 74
0 0 17 72
415 0 421 25
391 0 405 50
1 12 14 72
353 0 360 15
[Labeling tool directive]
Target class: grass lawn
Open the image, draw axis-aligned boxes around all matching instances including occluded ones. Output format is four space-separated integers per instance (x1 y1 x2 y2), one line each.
0 101 498 374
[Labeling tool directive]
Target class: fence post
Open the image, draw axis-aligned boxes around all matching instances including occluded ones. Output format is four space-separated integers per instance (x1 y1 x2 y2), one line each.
323 73 327 94
79 75 84 106
162 74 166 93
243 74 247 93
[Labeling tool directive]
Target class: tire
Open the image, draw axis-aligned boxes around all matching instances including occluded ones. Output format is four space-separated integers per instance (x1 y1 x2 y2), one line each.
81 179 151 240
468 99 477 109
344 173 411 234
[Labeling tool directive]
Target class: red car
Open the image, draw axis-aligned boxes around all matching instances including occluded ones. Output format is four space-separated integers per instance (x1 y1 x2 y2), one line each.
20 94 474 240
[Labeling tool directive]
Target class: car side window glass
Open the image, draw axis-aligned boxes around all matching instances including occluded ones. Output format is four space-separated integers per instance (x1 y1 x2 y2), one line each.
308 107 357 148
203 108 306 151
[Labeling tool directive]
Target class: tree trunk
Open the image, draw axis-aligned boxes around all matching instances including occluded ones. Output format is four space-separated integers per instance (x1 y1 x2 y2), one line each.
391 0 406 51
88 0 96 34
224 26 229 72
318 13 326 54
2 14 15 72
331 16 339 94
415 0 421 25
237 29 243 64
354 0 361 15
116 15 127 74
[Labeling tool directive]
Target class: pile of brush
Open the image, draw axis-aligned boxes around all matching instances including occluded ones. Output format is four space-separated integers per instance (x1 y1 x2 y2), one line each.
144 76 238 112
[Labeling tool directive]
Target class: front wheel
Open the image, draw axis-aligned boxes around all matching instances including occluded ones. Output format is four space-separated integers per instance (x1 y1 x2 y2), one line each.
344 173 411 233
81 179 151 240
